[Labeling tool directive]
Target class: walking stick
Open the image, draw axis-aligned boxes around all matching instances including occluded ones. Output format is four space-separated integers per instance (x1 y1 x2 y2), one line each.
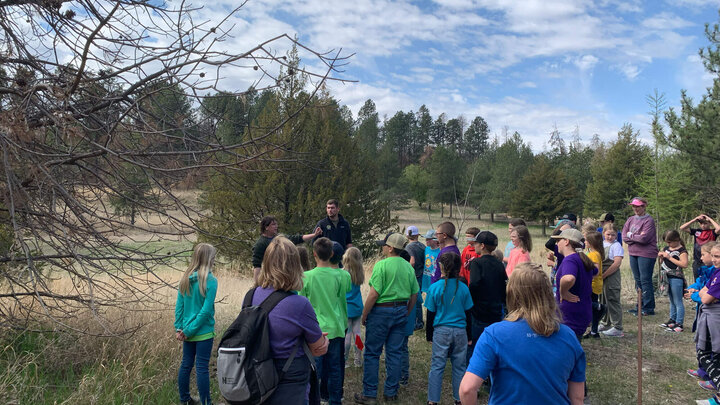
637 288 643 405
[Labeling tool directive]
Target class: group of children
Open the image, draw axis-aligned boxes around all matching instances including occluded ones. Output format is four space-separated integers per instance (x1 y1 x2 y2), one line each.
173 211 720 405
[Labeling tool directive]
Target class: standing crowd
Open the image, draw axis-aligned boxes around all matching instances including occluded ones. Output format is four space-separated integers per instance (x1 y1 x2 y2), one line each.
172 197 720 405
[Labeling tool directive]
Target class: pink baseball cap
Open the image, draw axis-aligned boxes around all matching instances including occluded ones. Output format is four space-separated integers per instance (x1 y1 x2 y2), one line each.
629 197 647 206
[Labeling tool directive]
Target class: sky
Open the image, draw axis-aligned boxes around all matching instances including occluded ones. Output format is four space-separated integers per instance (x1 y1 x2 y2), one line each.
183 0 720 150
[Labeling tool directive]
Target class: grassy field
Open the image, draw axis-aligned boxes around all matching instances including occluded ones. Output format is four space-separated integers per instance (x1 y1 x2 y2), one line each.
0 204 708 404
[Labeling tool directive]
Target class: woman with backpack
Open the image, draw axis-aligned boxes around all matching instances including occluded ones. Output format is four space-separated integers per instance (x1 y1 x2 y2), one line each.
253 236 329 404
175 243 218 405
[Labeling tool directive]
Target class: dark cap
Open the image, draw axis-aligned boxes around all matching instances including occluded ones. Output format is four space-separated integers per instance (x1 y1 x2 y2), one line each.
560 213 577 223
330 241 345 264
599 213 615 222
469 231 498 246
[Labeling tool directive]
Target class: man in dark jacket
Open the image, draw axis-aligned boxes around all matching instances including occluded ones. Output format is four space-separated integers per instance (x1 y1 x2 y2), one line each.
315 199 352 249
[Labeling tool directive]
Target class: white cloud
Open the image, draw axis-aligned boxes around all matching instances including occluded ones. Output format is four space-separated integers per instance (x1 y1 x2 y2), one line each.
642 12 693 30
615 63 641 80
518 81 537 88
574 55 599 71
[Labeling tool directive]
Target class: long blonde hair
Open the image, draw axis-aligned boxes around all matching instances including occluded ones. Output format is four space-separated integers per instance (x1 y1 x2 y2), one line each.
179 243 217 297
343 247 365 285
258 236 304 291
506 262 561 336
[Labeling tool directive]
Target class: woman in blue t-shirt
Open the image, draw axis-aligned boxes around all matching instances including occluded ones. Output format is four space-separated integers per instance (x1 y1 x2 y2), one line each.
459 262 586 405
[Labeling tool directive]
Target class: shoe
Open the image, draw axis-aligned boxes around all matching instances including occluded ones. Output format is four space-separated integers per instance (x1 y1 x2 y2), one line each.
667 324 684 332
583 332 600 339
354 393 378 404
598 323 608 332
660 319 676 328
414 322 424 331
688 369 702 379
180 398 200 405
383 394 398 402
627 308 638 315
399 378 409 387
602 327 625 337
696 397 720 405
699 380 716 391
642 311 655 316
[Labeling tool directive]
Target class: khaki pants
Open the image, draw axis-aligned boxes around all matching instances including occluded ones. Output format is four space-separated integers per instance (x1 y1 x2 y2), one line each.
601 270 623 330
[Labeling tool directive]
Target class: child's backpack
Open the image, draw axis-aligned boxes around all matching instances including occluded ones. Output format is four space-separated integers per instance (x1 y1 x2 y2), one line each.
217 287 299 405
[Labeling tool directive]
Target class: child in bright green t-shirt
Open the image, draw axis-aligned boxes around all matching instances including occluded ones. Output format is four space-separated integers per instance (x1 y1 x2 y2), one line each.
300 237 351 405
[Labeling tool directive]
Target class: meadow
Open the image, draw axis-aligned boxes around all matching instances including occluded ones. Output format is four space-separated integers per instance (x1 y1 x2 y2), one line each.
0 204 707 404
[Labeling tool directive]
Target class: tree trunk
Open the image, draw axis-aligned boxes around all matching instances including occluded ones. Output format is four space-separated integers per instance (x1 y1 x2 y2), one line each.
130 205 136 225
490 212 494 222
441 203 444 218
477 212 481 220
449 202 453 218
542 219 547 236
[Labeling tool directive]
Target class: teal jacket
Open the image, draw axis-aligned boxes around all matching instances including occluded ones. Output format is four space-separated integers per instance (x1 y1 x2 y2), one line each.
174 271 218 341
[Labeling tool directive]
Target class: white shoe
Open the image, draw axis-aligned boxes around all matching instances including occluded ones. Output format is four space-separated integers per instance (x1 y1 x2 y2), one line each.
598 323 608 332
601 327 624 337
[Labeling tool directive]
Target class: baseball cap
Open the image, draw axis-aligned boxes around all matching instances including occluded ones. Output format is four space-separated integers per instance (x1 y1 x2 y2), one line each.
559 213 577 223
375 232 408 249
406 226 420 236
599 213 615 222
330 241 345 265
423 230 437 240
469 231 498 246
550 219 574 229
551 228 584 244
629 197 647 206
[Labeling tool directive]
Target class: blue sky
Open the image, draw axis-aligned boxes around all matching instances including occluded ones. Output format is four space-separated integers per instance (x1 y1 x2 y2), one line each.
191 0 720 150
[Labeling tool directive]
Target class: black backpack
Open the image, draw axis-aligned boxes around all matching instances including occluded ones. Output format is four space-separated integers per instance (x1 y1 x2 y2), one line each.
217 288 299 405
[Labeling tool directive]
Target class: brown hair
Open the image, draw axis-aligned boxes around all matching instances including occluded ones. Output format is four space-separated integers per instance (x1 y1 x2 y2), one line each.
465 227 480 237
258 237 304 291
343 247 365 285
662 229 686 249
297 245 311 271
179 243 217 297
438 252 461 305
512 225 532 253
260 216 277 234
438 221 456 238
326 198 339 207
568 239 596 272
581 223 597 236
585 231 605 261
602 223 616 233
509 218 526 227
313 237 333 261
506 262 561 336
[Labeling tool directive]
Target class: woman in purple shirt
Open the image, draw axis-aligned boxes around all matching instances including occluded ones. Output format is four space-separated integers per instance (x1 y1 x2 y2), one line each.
253 237 329 404
622 197 659 315
552 228 597 339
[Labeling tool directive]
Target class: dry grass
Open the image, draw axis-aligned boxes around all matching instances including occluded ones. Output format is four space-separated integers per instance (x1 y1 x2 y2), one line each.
0 204 709 404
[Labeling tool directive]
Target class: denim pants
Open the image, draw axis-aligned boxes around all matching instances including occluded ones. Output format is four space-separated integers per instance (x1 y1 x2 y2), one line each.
467 318 491 366
266 355 311 405
668 277 686 325
363 305 407 398
400 336 410 384
316 337 344 405
178 337 213 405
428 326 467 403
629 255 657 312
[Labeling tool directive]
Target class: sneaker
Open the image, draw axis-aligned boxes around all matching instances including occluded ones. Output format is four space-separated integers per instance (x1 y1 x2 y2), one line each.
688 369 702 379
354 393 378 405
383 394 398 402
696 398 720 405
180 398 200 405
627 308 638 315
667 324 684 332
699 380 716 391
602 327 625 337
660 319 676 328
583 332 600 339
598 323 608 332
642 310 655 316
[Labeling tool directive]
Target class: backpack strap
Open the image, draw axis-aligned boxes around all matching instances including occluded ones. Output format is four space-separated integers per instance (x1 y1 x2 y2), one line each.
241 287 257 309
257 289 294 314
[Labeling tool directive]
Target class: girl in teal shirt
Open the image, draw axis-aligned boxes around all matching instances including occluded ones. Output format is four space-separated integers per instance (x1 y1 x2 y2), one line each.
174 243 218 405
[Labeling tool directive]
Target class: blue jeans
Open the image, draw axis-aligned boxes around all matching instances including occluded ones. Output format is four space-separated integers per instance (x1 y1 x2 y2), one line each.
400 336 409 383
178 337 213 405
668 277 685 325
316 337 344 405
467 319 491 366
629 255 657 313
363 305 407 398
428 326 467 403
